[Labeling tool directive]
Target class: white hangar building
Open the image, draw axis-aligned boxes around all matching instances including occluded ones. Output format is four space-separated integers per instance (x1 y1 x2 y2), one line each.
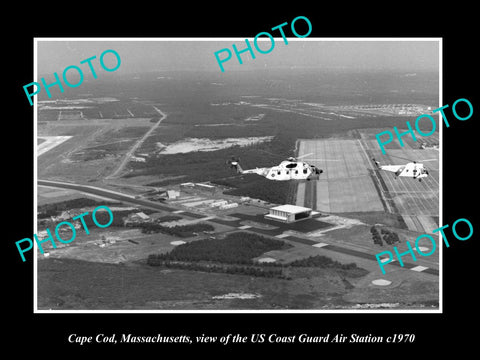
264 204 313 223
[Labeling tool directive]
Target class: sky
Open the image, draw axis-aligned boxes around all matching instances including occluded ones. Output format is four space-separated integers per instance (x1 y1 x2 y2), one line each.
36 39 440 76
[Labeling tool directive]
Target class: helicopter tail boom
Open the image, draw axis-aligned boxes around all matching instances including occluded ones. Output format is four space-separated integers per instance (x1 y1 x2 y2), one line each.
232 162 244 174
227 159 244 174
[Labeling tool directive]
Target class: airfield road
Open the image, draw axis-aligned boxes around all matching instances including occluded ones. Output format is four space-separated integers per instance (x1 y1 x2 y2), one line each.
38 179 172 212
38 179 438 277
37 136 73 156
107 106 167 179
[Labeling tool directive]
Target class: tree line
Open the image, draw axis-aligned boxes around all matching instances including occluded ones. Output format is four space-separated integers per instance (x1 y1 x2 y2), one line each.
137 222 214 238
146 232 365 279
38 198 120 219
148 232 288 264
370 226 401 246
288 255 361 270
146 258 284 278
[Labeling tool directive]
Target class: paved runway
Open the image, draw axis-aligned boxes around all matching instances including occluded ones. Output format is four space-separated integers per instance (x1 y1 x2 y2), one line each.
361 132 440 233
296 139 384 212
295 133 440 234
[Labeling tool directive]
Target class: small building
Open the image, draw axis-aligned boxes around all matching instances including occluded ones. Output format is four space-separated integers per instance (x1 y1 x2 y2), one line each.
183 199 216 208
220 202 238 210
124 212 150 226
57 210 74 221
210 200 228 208
195 182 216 194
195 182 215 189
131 156 146 162
264 204 312 223
167 190 180 199
136 212 150 220
151 194 168 201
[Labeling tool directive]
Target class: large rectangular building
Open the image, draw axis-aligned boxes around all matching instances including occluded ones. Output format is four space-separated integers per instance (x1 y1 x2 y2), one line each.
265 204 312 223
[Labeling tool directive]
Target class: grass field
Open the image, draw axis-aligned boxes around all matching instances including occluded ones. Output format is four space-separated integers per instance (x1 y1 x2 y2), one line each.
38 98 159 121
37 255 437 310
36 258 353 310
37 118 155 184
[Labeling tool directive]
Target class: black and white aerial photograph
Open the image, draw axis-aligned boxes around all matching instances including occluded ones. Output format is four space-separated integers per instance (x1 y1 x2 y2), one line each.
7 5 479 354
34 39 441 311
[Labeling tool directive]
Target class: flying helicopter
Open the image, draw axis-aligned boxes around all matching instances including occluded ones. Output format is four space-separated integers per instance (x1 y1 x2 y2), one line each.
372 155 436 182
226 153 324 181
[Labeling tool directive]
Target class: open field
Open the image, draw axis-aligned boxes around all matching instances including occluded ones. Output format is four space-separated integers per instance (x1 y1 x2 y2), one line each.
37 117 157 185
36 258 363 310
159 136 274 154
38 98 159 121
37 214 440 311
37 252 438 310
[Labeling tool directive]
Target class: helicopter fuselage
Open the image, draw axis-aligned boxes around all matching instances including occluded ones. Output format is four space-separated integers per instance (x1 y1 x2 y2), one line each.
242 160 322 181
380 162 429 179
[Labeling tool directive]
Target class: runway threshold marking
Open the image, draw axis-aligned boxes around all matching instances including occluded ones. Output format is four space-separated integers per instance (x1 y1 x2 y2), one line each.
308 242 439 276
312 242 329 248
410 265 429 272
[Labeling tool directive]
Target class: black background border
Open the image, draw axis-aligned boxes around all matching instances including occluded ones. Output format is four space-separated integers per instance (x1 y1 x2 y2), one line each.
6 4 478 354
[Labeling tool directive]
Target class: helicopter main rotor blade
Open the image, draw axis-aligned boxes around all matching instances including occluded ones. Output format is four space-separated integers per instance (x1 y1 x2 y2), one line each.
256 149 292 159
388 154 438 163
301 158 341 162
295 152 314 160
388 154 414 162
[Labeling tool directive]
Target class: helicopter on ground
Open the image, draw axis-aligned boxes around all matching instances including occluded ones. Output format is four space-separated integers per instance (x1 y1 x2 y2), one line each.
372 155 435 182
227 153 323 181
